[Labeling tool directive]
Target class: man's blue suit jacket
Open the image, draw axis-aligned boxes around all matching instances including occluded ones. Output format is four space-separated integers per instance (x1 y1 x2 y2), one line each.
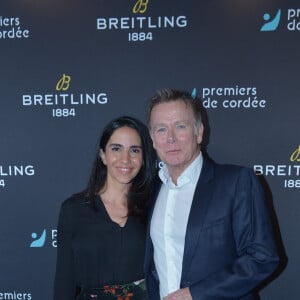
145 157 279 300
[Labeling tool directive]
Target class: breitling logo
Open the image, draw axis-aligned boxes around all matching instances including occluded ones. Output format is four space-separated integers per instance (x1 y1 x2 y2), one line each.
56 74 71 91
132 0 149 14
290 145 300 163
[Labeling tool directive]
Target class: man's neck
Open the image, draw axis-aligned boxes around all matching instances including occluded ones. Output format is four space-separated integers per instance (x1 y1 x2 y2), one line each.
168 151 201 185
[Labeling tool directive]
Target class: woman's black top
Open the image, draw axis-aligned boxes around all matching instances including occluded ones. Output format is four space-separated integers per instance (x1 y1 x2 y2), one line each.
53 194 146 300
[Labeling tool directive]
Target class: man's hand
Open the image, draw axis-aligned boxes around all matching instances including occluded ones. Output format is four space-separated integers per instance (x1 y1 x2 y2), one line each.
163 287 192 300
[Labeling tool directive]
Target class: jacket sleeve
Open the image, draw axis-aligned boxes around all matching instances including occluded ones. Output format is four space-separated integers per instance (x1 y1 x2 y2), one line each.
53 200 76 300
189 168 280 300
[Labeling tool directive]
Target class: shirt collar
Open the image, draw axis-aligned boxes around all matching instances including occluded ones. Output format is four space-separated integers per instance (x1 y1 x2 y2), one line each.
159 153 203 188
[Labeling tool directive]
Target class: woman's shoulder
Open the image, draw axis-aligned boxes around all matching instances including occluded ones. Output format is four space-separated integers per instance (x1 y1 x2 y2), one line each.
61 192 92 211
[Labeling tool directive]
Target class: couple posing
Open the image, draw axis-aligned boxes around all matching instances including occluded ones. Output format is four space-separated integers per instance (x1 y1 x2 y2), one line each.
54 89 279 300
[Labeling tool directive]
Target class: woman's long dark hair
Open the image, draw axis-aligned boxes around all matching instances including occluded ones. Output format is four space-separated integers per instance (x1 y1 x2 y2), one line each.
80 116 157 218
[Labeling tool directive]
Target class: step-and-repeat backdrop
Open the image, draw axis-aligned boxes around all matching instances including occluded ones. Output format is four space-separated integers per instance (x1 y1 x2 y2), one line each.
1 0 299 299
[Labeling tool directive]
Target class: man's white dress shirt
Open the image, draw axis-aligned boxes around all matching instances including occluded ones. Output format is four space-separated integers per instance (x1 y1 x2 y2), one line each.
150 154 203 299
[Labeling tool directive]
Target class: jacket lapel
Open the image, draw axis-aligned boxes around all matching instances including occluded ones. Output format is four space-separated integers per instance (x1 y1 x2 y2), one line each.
148 175 162 218
145 175 162 272
181 158 215 282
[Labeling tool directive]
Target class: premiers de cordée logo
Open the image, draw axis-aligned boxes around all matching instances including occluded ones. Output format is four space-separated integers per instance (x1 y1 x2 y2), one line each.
0 291 32 300
30 229 57 248
261 8 300 32
192 85 267 109
22 74 108 118
96 0 188 42
0 16 30 39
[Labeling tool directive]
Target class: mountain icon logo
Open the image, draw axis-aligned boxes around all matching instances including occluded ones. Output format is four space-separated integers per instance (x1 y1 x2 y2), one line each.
30 229 46 248
261 9 281 31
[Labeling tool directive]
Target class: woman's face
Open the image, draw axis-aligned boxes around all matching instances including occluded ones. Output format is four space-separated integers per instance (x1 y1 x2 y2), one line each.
100 126 143 187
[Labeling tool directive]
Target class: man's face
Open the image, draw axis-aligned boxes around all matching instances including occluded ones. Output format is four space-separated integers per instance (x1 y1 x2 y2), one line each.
150 100 203 178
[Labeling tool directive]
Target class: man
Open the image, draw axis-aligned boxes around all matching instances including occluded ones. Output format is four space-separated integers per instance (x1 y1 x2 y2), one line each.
145 89 279 300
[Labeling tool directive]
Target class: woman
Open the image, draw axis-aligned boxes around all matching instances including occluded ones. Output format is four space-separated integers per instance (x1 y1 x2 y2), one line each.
53 116 157 300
